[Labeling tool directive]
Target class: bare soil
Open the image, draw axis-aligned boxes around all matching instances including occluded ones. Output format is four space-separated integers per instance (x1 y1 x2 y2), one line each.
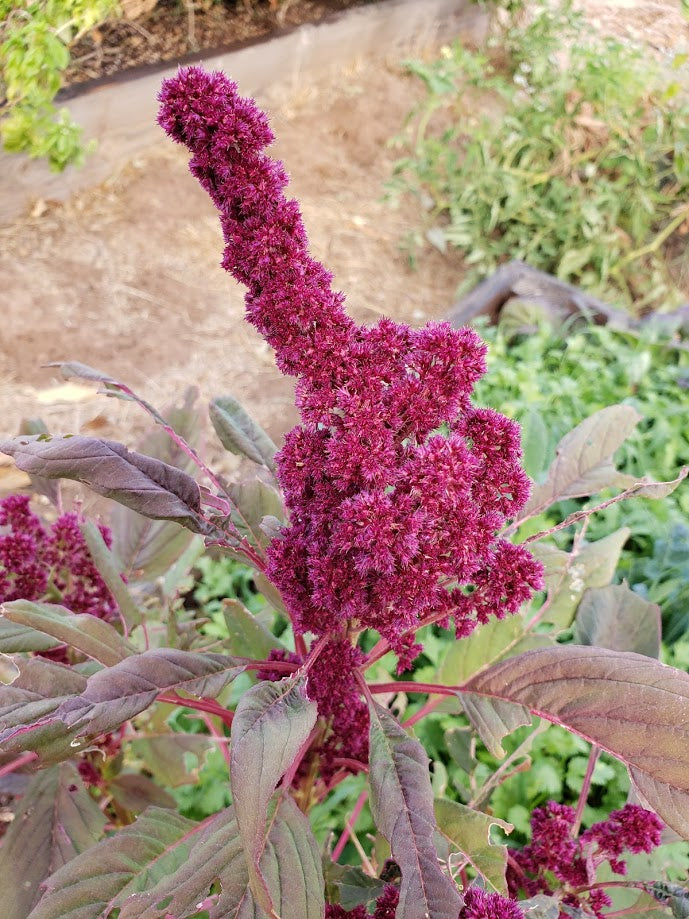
1 0 687 493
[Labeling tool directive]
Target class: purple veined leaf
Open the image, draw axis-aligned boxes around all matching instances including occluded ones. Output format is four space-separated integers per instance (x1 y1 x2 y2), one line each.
0 434 211 536
433 798 512 894
520 405 642 519
0 762 106 919
1 600 134 667
461 645 689 838
0 658 86 765
17 417 61 505
30 796 324 919
209 395 278 471
574 583 661 659
367 700 463 919
230 675 318 916
80 521 142 629
54 649 245 737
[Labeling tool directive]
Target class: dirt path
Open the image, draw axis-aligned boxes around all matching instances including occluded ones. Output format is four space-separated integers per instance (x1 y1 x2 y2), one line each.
0 59 462 489
1 0 686 493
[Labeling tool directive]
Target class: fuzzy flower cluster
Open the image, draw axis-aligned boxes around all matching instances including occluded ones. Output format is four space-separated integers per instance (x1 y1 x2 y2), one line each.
325 884 525 919
507 801 663 917
0 494 117 624
157 68 543 665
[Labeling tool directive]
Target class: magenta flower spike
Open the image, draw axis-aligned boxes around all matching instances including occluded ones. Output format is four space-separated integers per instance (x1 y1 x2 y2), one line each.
158 66 543 666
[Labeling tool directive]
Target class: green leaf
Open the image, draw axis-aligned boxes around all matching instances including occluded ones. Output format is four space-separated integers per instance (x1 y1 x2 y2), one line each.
521 405 641 517
463 645 689 837
55 649 245 737
0 435 209 535
230 675 318 915
521 408 549 480
460 694 532 758
80 521 142 628
530 528 630 628
367 701 463 919
574 583 661 658
1 763 106 919
434 798 512 893
229 479 284 548
209 395 277 471
324 861 386 910
1 600 133 666
222 599 284 659
0 616 60 654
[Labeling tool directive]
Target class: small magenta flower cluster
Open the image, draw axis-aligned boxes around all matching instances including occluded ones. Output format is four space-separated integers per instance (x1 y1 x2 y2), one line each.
0 494 117 624
325 884 525 919
157 69 543 779
507 801 664 917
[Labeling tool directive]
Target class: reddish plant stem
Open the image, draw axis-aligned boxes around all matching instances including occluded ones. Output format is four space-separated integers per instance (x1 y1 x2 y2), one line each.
157 692 234 729
332 789 369 862
201 713 231 770
572 744 601 837
368 680 458 696
0 750 38 778
572 881 649 896
402 695 444 728
330 757 369 774
243 658 298 674
363 609 451 670
295 633 308 659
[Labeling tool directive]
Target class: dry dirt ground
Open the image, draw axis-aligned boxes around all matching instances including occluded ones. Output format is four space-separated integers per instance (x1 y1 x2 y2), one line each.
1 0 687 493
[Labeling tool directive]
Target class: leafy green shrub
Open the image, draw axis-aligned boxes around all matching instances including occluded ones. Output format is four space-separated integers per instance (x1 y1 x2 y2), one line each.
1 0 119 169
472 311 689 639
391 1 689 312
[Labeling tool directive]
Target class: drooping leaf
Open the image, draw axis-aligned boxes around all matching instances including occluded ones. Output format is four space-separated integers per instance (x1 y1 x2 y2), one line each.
1 600 133 666
529 528 630 628
574 584 661 658
520 895 562 919
0 652 21 684
652 882 689 919
230 675 318 914
521 405 641 517
0 763 106 919
462 645 689 837
17 417 60 504
367 701 463 919
130 733 214 787
210 395 278 471
229 479 284 548
324 861 386 911
222 599 284 659
0 435 209 534
110 390 202 586
79 521 142 628
55 649 245 737
434 798 512 893
460 694 532 758
109 773 176 813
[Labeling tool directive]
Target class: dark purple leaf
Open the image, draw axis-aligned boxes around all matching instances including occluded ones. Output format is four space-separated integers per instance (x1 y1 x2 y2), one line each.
0 434 209 534
0 763 106 919
463 645 689 837
55 649 245 737
230 675 318 915
574 583 661 658
367 701 463 919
